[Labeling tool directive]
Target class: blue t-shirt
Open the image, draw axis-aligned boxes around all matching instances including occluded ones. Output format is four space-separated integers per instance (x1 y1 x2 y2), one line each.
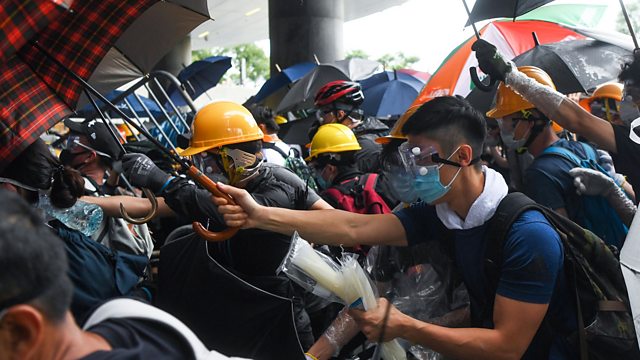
524 140 592 223
395 202 577 359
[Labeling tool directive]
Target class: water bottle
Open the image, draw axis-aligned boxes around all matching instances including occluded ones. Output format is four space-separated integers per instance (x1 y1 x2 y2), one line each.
38 193 104 237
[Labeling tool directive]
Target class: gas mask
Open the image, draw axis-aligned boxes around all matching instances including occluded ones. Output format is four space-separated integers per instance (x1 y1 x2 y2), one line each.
218 147 262 186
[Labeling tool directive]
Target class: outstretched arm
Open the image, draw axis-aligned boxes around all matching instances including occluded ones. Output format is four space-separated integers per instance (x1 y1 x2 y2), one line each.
82 195 175 218
215 183 408 247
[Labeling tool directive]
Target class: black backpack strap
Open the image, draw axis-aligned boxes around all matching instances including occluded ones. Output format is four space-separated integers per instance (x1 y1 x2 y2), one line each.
261 141 289 159
486 193 555 359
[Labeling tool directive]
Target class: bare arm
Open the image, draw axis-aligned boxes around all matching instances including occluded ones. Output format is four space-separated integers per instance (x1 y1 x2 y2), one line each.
215 183 408 247
351 296 547 360
81 195 175 218
310 198 334 210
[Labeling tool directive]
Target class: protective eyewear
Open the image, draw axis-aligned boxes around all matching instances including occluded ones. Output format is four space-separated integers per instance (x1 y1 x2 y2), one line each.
221 147 258 170
63 135 111 159
398 143 461 176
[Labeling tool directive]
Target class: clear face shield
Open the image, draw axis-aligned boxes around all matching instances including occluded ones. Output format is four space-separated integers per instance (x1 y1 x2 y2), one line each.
381 143 419 203
590 98 621 123
191 152 228 184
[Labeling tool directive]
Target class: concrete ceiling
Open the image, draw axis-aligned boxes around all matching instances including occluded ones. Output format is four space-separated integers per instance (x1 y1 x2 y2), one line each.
191 0 409 49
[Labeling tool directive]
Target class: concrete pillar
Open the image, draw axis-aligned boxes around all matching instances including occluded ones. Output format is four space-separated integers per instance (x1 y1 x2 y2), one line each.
268 0 344 77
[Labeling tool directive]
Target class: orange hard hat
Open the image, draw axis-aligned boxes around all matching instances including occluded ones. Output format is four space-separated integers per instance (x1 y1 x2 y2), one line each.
375 103 422 144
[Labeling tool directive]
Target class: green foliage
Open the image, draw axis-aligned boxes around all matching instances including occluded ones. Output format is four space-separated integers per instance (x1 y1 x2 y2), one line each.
346 49 370 60
616 0 640 36
191 49 214 62
345 49 420 70
192 43 269 85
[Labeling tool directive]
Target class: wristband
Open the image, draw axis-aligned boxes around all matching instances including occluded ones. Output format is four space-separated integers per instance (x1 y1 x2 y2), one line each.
158 176 175 193
304 353 319 360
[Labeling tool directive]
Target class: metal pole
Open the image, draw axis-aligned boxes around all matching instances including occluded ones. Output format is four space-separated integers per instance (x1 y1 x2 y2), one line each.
123 98 149 140
462 0 481 40
619 0 639 50
143 82 182 135
152 77 190 129
132 92 178 153
84 90 126 153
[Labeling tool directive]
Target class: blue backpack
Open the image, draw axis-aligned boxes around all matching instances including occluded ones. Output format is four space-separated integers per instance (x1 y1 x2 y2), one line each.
541 143 628 249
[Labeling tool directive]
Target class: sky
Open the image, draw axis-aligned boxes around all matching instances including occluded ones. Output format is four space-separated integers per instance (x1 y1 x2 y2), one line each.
342 0 621 73
256 0 623 75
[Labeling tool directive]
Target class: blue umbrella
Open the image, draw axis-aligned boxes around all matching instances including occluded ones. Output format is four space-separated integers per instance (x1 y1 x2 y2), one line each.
361 80 420 118
250 62 317 109
77 90 163 118
167 55 232 106
359 70 425 92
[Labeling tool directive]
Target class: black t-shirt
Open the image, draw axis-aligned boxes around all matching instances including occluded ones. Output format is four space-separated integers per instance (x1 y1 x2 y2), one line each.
81 318 194 359
612 124 640 199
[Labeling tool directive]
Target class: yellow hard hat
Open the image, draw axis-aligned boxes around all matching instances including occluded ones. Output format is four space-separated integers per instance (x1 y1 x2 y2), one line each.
180 101 264 156
306 123 361 161
274 115 288 125
487 66 556 119
375 103 421 144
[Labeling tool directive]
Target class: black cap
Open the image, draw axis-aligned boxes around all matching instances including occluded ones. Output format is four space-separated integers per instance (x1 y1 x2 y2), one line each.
64 119 124 161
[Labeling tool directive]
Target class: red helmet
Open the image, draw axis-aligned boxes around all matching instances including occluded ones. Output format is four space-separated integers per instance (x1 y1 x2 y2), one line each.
314 80 364 108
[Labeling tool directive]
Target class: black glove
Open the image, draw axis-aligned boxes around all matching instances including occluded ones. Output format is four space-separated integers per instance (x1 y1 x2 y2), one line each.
471 39 512 82
122 153 172 193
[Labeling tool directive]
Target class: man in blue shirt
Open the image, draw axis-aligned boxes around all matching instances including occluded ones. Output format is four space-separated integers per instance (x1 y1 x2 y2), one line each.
485 66 628 249
214 96 576 359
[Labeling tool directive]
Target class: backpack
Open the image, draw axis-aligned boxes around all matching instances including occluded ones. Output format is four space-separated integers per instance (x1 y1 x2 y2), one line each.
323 173 391 215
484 192 639 360
540 142 628 248
262 142 318 192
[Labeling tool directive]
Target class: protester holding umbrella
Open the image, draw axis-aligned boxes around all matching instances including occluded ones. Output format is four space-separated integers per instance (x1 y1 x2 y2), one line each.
121 101 332 351
473 39 640 201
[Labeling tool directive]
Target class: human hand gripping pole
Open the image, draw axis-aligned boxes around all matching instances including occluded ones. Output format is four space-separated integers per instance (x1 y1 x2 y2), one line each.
214 183 261 230
471 39 513 90
122 153 240 241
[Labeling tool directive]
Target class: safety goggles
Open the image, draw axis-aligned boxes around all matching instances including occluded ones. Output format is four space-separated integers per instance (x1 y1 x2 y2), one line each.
63 135 111 159
590 99 620 122
398 143 461 176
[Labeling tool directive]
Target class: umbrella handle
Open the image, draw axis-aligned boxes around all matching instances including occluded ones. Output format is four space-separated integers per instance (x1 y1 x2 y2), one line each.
119 188 159 224
186 165 240 242
470 67 497 92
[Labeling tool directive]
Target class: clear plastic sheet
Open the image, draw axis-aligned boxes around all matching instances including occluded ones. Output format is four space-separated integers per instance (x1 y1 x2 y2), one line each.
505 65 565 120
279 232 407 360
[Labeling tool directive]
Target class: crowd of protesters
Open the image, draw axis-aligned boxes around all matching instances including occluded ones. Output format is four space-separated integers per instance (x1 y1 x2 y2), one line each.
1 36 639 360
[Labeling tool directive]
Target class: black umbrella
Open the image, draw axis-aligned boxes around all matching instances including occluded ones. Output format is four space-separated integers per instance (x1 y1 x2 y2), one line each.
157 234 305 360
466 39 632 114
465 0 553 25
279 116 316 148
276 64 350 113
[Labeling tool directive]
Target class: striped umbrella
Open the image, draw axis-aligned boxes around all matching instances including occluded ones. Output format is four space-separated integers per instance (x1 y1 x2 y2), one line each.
411 20 586 107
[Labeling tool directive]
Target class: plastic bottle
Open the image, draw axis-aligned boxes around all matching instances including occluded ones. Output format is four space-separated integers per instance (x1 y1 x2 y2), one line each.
38 193 103 237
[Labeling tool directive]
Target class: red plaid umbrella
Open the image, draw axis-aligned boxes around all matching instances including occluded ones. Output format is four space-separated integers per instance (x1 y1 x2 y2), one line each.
0 0 72 64
0 0 211 171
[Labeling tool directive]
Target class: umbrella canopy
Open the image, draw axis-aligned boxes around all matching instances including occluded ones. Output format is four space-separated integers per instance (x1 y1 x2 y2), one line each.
411 20 586 108
0 0 72 64
0 0 212 171
158 235 305 360
361 80 420 118
251 62 317 109
466 0 554 25
360 70 426 92
466 38 631 114
279 116 316 148
167 55 232 107
79 0 211 105
276 64 351 113
514 39 631 93
332 58 383 81
77 90 163 118
397 68 431 83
